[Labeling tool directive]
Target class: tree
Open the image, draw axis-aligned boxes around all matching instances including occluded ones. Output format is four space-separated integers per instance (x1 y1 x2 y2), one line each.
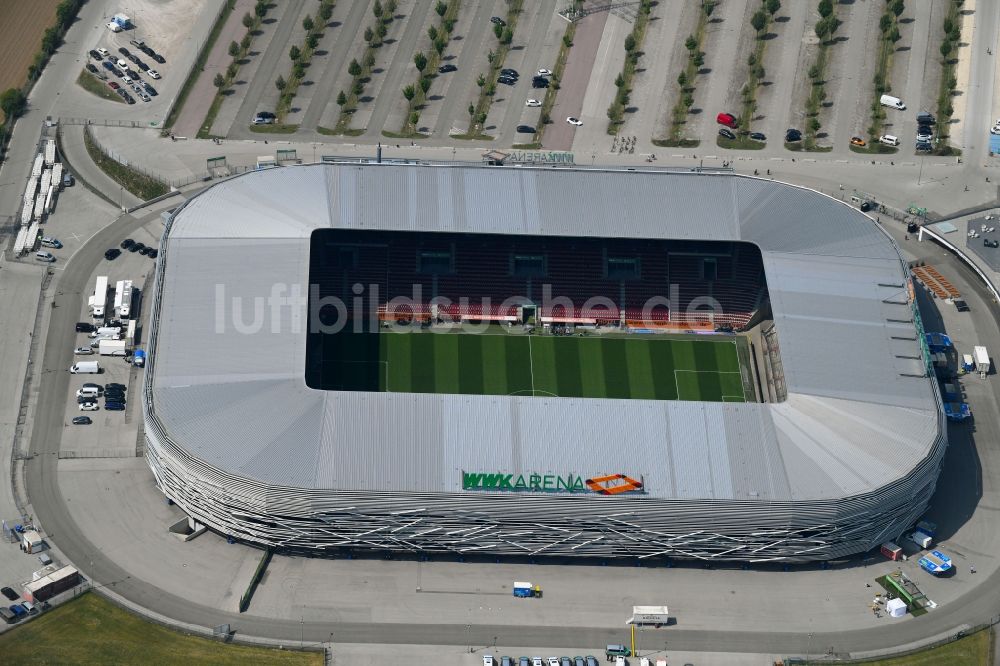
889 26 900 43
750 10 767 34
353 81 363 95
889 0 904 18
808 64 820 80
307 33 319 49
293 61 305 79
373 1 383 19
487 49 496 65
940 40 952 59
501 28 513 45
818 0 833 18
364 52 376 68
436 1 447 16
242 12 254 29
303 15 314 32
615 73 625 88
414 52 427 72
336 90 347 107
477 73 486 88
624 34 636 52
693 52 704 67
683 92 694 109
364 27 374 43
227 62 238 80
319 3 333 22
475 112 487 125
348 59 362 77
428 26 438 42
376 22 388 39
879 13 892 33
275 75 286 91
677 71 687 88
434 37 447 55
815 17 830 42
485 82 496 97
419 77 431 94
685 35 697 52
289 45 301 61
443 18 455 33
765 0 780 15
494 23 503 40
402 84 415 101
468 103 475 117
228 40 239 58
409 110 419 126
213 72 226 89
827 16 842 36
809 117 821 133
241 34 252 51
254 2 267 18
703 1 716 16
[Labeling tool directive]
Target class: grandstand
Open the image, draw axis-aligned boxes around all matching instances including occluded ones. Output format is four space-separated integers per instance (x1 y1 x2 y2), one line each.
142 163 946 562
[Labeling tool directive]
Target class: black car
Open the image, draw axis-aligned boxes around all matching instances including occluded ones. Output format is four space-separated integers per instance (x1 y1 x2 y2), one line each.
437 64 457 73
491 16 506 25
916 112 936 125
497 76 516 86
106 383 127 391
72 416 92 425
516 125 536 134
147 248 158 258
130 242 145 253
139 246 152 256
126 69 140 79
86 63 99 74
500 68 518 78
104 248 121 260
749 132 766 141
118 47 130 56
144 84 157 96
128 53 140 64
954 299 970 312
1 588 18 602
89 49 103 60
152 53 165 64
104 391 126 401
105 401 126 411
121 238 135 249
531 79 549 89
985 238 1000 248
76 322 95 333
718 128 736 140
112 67 124 77
785 128 802 142
137 60 149 72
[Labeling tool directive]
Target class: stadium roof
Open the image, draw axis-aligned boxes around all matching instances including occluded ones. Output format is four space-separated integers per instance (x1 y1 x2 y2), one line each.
147 164 942 502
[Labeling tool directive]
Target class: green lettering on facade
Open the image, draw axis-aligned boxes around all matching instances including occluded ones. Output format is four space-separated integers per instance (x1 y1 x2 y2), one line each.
529 474 541 489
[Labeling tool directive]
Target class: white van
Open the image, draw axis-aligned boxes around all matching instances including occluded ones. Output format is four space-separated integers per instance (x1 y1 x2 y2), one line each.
879 134 900 147
77 387 100 398
879 94 905 110
40 237 62 248
70 361 101 374
35 251 55 262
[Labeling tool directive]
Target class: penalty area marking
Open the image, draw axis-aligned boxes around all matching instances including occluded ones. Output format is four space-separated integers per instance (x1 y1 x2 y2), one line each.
673 369 745 401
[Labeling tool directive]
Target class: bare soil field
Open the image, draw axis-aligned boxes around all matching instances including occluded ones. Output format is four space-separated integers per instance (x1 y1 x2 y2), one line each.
0 0 59 92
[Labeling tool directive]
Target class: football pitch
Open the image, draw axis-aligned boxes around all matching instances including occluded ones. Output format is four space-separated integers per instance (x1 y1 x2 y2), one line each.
317 330 750 402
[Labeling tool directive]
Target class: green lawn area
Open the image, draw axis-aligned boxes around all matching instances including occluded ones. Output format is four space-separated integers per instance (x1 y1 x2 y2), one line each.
316 329 747 401
0 592 322 666
805 628 992 666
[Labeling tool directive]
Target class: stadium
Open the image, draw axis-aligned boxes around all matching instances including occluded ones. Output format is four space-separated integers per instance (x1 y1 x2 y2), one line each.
142 163 946 562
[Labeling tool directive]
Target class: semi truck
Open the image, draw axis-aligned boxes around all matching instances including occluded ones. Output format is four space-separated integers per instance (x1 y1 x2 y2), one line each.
117 280 133 318
626 605 670 626
974 346 990 378
89 276 108 319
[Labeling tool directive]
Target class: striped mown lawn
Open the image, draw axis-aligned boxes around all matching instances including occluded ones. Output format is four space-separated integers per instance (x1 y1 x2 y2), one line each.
316 330 747 402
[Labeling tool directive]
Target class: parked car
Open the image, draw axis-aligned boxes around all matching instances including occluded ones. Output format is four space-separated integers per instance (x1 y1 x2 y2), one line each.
139 92 151 102
72 416 92 425
718 128 736 140
136 60 149 72
123 94 135 105
75 347 94 355
785 128 802 142
76 322 95 333
437 63 457 73
525 99 541 107
151 52 165 64
500 68 518 78
566 117 582 126
878 134 900 146
143 83 157 96
850 136 866 147
79 402 99 411
916 111 936 125
105 401 126 411
917 129 933 141
102 61 114 72
118 47 130 57
116 58 128 69
537 68 552 76
147 69 161 79
0 588 18 602
531 79 549 89
147 248 158 258
122 75 132 85
491 16 506 25
97 47 109 57
129 38 145 48
9 605 26 619
716 112 738 128
104 248 121 260
130 242 145 253
107 81 120 90
252 111 276 125
516 125 536 134
89 49 103 60
497 76 517 86
86 63 99 74
105 383 126 391
749 131 766 141
120 238 135 249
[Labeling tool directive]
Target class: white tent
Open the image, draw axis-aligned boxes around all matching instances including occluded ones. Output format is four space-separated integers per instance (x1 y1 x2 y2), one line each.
887 598 907 618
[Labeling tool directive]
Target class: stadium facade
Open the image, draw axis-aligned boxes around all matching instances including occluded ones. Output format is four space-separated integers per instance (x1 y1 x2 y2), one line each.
142 163 946 562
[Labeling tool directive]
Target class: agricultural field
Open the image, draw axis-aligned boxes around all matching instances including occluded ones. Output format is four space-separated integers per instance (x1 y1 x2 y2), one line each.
0 0 59 120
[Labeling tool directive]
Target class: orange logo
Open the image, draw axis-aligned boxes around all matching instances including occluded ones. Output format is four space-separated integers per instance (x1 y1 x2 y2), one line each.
585 474 644 495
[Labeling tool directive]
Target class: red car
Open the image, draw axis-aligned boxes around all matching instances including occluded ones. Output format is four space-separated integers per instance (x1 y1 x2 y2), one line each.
108 81 120 90
716 112 738 129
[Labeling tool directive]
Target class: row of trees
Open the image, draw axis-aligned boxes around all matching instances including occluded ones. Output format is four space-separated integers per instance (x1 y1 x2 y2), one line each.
933 0 964 152
733 0 782 140
398 0 460 135
465 1 524 136
659 2 715 146
272 0 336 120
867 0 905 143
201 0 268 137
801 0 842 148
332 0 398 132
606 0 653 133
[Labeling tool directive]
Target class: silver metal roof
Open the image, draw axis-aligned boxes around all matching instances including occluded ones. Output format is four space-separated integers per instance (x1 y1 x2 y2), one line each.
146 164 942 501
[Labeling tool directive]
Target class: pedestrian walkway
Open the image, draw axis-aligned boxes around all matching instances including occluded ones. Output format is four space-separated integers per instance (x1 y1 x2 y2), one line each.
172 0 257 139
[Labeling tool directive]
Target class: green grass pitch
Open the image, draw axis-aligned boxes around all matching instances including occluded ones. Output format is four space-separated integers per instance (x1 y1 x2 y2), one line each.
318 330 748 402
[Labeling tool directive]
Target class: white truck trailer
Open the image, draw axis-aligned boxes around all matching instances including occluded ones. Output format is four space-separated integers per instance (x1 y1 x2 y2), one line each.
116 280 133 318
98 339 128 356
90 276 109 318
974 346 991 378
626 605 670 626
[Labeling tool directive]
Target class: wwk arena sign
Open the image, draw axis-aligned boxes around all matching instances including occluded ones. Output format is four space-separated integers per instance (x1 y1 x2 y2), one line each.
462 472 644 495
